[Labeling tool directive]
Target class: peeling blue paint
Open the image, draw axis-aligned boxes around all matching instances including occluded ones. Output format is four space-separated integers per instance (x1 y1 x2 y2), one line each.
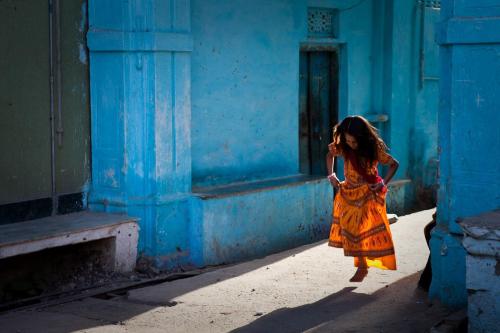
78 43 88 65
78 2 89 66
431 0 500 308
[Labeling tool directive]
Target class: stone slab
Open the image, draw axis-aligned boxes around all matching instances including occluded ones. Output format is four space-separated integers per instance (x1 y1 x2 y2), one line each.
468 290 500 333
0 212 137 247
0 212 139 272
192 175 324 199
458 210 500 240
462 237 500 257
466 256 500 292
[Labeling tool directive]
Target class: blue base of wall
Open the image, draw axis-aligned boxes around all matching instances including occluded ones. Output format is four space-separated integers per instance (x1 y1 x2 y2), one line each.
89 176 421 271
386 179 413 215
88 174 420 273
91 176 333 271
193 176 332 266
429 226 467 309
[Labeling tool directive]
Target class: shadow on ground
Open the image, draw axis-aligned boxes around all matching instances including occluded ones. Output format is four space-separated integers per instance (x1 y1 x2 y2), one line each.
0 208 444 333
231 273 450 333
0 242 328 332
0 272 447 333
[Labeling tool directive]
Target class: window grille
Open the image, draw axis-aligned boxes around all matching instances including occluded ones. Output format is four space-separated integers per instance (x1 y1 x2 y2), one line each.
307 8 338 38
418 0 441 9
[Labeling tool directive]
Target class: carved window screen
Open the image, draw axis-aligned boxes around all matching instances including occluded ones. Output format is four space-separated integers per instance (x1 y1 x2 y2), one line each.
307 8 338 38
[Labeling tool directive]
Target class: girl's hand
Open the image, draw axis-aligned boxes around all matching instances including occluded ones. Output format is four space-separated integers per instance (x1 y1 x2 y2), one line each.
369 182 384 192
328 173 341 188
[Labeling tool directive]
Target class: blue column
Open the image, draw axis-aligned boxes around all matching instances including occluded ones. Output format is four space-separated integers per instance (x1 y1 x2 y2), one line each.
87 0 197 269
430 0 500 308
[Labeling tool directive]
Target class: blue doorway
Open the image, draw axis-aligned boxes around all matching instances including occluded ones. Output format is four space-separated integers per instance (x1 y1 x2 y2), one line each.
299 51 339 175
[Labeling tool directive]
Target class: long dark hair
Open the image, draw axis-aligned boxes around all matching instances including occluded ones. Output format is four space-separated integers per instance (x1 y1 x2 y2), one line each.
332 115 388 165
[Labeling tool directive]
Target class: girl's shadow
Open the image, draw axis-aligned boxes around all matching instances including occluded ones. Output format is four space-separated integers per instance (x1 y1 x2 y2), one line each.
230 286 371 333
230 273 445 333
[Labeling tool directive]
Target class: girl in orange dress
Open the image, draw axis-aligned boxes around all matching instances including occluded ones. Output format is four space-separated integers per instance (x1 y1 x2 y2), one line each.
326 116 399 282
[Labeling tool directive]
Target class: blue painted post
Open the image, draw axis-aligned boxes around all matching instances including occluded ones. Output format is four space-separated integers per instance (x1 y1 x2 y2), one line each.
87 0 197 269
387 0 412 186
431 0 500 308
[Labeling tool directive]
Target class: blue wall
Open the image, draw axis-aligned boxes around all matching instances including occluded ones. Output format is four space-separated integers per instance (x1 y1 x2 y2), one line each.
411 4 440 205
430 0 500 308
87 0 194 263
193 179 332 266
191 0 306 186
85 0 441 271
335 0 374 121
191 0 383 187
309 0 440 213
190 0 428 213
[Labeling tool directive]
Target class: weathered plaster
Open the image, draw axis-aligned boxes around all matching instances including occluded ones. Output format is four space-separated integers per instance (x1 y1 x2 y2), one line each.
86 0 441 270
0 212 139 272
431 0 500 308
459 210 500 332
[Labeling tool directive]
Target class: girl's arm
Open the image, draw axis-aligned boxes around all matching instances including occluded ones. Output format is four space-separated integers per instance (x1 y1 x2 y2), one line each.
370 147 399 192
326 143 341 188
326 151 334 175
377 146 399 185
383 159 399 185
326 142 341 173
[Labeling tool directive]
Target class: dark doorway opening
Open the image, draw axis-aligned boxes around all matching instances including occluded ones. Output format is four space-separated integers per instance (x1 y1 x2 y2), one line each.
299 51 339 176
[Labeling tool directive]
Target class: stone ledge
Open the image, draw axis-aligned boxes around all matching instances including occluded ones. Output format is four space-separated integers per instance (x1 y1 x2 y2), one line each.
192 175 326 199
462 237 500 257
0 212 139 272
457 210 500 240
193 176 412 200
387 214 399 224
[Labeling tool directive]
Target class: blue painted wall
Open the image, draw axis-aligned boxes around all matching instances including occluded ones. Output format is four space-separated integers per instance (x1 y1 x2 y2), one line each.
193 179 332 265
430 0 500 308
309 0 440 213
87 0 194 265
85 0 441 271
191 0 382 187
411 4 440 206
191 0 305 186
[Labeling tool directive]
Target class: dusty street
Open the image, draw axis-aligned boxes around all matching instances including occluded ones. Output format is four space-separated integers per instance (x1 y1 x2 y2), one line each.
0 208 451 333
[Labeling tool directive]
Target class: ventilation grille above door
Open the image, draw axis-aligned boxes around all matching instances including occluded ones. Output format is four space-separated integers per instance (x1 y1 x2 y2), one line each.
307 8 338 38
418 0 441 8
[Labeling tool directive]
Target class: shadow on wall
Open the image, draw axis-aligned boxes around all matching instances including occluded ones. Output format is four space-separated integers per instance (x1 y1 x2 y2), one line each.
409 128 438 212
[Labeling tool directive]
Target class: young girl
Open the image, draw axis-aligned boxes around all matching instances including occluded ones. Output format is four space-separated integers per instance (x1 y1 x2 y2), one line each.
326 115 399 282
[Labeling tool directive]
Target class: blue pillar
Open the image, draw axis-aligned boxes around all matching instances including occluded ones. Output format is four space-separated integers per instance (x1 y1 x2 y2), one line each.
388 0 412 182
430 0 500 308
87 0 198 269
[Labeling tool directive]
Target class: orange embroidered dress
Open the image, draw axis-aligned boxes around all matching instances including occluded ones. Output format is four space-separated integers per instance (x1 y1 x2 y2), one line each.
328 145 397 270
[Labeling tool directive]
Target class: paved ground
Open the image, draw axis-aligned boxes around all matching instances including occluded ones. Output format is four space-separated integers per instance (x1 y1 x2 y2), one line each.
0 208 452 333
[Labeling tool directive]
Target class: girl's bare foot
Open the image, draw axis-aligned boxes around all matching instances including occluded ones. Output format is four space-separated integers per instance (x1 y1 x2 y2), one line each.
349 267 368 282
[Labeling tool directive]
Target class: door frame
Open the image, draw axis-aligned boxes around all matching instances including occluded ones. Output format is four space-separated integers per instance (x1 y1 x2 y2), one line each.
299 42 346 175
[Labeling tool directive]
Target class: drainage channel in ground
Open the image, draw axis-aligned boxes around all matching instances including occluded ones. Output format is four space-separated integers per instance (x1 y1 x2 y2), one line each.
0 269 209 314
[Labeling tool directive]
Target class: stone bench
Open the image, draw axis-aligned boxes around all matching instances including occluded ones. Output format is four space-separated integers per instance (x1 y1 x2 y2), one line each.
458 210 500 333
0 212 139 273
